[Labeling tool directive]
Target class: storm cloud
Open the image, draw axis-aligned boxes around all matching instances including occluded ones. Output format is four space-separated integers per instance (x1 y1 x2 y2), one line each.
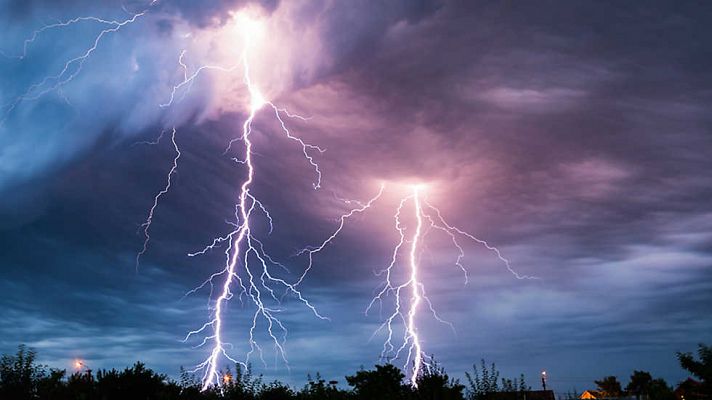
1 0 711 392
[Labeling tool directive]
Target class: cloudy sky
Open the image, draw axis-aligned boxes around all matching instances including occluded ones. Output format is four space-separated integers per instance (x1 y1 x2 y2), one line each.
1 0 711 393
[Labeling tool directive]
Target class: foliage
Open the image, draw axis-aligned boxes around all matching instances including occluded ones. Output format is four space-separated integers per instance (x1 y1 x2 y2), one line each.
501 374 529 393
563 388 580 400
0 344 48 400
626 370 653 399
595 376 623 398
296 373 349 400
220 364 263 399
622 370 674 400
415 362 465 400
465 360 530 400
2 343 709 400
345 364 410 399
466 360 500 400
677 343 712 398
0 345 473 400
646 378 674 400
95 362 180 400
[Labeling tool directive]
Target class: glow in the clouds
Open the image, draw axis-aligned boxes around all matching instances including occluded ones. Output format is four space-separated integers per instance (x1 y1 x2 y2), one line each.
367 185 535 387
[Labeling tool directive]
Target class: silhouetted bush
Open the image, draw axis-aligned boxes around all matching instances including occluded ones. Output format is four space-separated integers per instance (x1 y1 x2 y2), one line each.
345 364 410 400
296 373 349 400
415 362 465 400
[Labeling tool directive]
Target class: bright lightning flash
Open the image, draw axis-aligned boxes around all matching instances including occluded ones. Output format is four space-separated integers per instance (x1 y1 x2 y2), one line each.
166 13 346 391
367 184 536 387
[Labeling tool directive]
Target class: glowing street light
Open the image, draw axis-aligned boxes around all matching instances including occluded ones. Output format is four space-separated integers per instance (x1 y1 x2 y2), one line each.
73 359 85 370
223 373 232 385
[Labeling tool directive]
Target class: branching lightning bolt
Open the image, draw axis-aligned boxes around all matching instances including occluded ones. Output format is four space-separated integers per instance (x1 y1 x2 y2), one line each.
165 17 345 391
0 1 159 125
295 184 385 287
366 185 536 387
136 127 180 270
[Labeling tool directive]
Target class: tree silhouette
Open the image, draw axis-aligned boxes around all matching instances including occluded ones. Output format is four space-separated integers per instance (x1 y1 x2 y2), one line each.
258 381 294 400
37 368 69 399
218 364 262 399
415 362 465 400
626 370 653 400
177 366 202 399
677 343 712 398
501 374 530 393
595 376 623 398
2 343 705 400
646 378 674 400
0 344 46 400
466 360 501 400
297 373 349 400
96 362 180 400
345 364 409 400
66 370 95 400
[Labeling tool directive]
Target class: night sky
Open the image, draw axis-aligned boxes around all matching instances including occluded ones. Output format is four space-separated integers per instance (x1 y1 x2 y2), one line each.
1 0 712 394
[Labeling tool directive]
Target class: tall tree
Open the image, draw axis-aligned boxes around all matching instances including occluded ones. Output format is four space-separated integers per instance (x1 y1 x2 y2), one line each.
0 344 47 400
626 370 653 399
647 378 674 400
595 376 623 398
677 343 712 398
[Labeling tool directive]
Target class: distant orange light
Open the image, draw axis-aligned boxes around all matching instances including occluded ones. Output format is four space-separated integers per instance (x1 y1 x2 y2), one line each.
73 360 85 370
223 374 232 384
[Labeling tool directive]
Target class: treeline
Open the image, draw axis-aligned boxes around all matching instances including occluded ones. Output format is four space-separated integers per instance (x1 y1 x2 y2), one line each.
0 344 710 400
0 347 464 400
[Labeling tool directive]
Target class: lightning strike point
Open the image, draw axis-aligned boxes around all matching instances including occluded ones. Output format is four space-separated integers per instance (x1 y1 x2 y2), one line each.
368 183 534 387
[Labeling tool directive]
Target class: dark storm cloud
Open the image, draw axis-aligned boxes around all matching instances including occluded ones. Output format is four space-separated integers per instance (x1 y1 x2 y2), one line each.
1 0 711 392
295 0 712 250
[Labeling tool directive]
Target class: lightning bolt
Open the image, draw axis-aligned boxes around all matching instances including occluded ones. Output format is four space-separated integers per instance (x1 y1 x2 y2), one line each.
136 127 180 270
170 15 341 391
0 1 159 125
295 184 385 287
405 187 425 386
367 185 536 387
